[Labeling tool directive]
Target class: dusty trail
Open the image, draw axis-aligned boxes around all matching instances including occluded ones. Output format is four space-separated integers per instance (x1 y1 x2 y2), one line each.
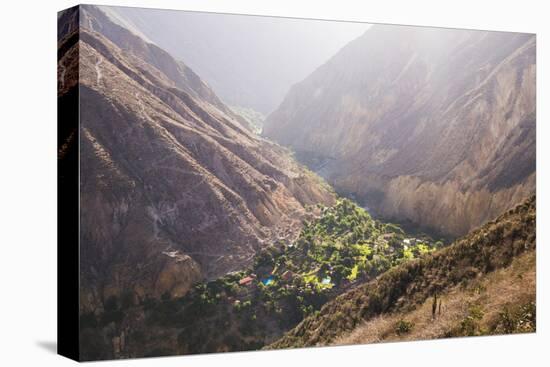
95 56 103 85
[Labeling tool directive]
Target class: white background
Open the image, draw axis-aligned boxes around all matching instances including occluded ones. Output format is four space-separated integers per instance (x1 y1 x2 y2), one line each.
0 0 547 365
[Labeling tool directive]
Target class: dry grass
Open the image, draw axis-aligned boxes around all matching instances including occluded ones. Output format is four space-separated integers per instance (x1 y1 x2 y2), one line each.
335 250 535 345
269 196 535 349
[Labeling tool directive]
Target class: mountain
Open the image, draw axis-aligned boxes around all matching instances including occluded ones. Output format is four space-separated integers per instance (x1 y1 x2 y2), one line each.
269 196 535 349
98 5 369 114
58 5 335 316
263 25 536 237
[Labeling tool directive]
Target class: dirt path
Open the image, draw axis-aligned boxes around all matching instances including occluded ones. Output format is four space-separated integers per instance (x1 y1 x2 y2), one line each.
95 56 103 85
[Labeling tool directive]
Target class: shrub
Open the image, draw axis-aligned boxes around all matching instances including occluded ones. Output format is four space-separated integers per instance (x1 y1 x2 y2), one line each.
493 301 536 334
395 319 414 335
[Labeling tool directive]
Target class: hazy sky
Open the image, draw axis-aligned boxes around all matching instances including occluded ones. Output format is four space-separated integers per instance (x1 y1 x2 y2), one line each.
101 6 371 114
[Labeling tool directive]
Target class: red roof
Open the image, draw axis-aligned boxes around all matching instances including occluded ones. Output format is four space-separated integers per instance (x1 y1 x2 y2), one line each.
239 276 254 286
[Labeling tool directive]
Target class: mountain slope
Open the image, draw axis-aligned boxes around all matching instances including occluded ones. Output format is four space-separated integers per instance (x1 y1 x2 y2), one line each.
335 250 535 345
269 196 535 348
263 25 536 237
58 5 335 314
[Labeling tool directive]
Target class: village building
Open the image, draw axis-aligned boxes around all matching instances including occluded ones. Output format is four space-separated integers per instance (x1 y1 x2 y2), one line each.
238 274 256 286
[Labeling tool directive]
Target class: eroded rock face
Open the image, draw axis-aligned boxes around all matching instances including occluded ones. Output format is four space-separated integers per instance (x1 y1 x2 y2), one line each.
58 6 334 312
264 25 535 237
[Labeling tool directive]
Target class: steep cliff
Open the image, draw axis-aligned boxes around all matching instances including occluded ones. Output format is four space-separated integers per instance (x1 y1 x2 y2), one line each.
264 25 535 236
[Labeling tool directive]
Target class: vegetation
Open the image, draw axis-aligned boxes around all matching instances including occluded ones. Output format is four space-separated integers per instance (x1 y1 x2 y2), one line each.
456 303 486 336
491 301 536 334
446 295 536 338
269 196 535 349
394 319 414 335
277 198 439 285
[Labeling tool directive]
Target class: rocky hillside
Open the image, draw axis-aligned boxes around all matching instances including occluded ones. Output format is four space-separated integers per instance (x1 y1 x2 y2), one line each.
58 5 335 315
268 196 535 349
263 25 536 237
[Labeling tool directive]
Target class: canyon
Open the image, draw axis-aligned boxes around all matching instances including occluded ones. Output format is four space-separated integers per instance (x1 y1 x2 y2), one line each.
57 6 536 360
264 25 535 236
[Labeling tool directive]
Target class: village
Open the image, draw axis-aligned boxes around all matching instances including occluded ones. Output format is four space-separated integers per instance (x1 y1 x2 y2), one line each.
211 199 442 313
